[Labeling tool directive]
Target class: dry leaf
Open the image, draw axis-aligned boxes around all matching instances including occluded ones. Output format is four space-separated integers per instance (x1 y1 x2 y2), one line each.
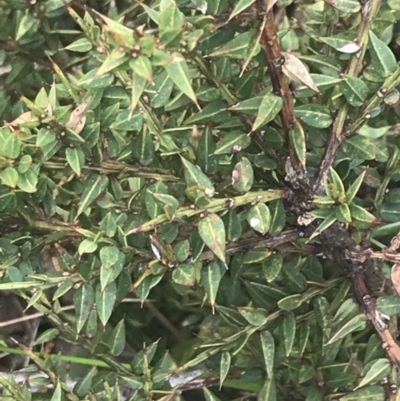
266 0 278 13
391 264 400 295
282 53 320 93
337 43 360 54
66 97 92 134
8 111 34 128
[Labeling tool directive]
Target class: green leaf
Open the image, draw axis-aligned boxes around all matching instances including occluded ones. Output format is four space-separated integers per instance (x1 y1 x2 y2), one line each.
100 246 120 268
0 129 21 158
16 13 40 40
289 121 306 166
196 126 218 174
262 254 283 283
219 351 231 389
223 209 242 242
327 314 366 345
18 155 32 174
295 105 332 128
269 200 286 235
369 31 397 78
96 51 129 77
308 211 337 241
336 203 352 223
346 170 366 203
73 367 97 397
252 93 283 131
130 56 153 81
232 157 254 192
100 212 117 237
356 359 390 389
130 72 147 112
0 167 19 188
164 53 198 107
198 213 226 263
76 174 109 219
152 192 179 220
149 72 173 108
132 127 155 166
329 0 361 13
258 378 276 401
329 168 345 197
66 147 85 176
202 261 223 311
73 284 94 333
203 388 222 401
185 100 228 125
96 281 117 325
313 297 329 329
238 307 269 326
229 0 257 20
209 32 259 59
350 203 376 224
341 385 385 401
0 186 16 213
78 239 98 255
278 294 304 311
247 203 271 235
159 0 185 47
172 264 196 286
377 295 400 316
181 156 215 205
17 169 38 193
283 313 296 357
260 331 275 378
319 37 360 54
341 76 368 107
214 132 251 155
50 383 62 401
65 37 92 52
108 318 126 357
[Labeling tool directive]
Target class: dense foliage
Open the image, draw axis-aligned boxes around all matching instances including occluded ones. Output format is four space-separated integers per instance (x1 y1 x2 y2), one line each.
1 0 400 400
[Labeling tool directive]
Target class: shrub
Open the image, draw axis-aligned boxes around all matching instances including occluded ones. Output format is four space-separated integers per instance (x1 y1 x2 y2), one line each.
1 0 400 400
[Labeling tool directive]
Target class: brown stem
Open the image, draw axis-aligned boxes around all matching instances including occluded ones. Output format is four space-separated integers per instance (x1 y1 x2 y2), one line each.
321 222 400 368
314 0 383 194
256 1 312 201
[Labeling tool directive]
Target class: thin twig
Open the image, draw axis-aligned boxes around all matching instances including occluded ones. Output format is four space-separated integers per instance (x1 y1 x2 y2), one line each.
314 0 383 194
0 299 146 329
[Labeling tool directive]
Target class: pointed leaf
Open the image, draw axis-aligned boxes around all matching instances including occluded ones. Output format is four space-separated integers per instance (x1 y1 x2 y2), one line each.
73 284 94 333
260 331 275 378
247 203 271 234
327 314 366 344
283 313 296 357
132 127 155 166
252 93 283 131
76 174 109 219
229 0 257 20
108 319 126 356
66 147 85 176
369 31 397 78
219 351 231 389
96 281 117 325
289 121 306 167
198 214 226 263
341 76 368 107
164 53 198 107
232 157 254 192
341 385 385 401
283 53 320 93
202 261 223 311
356 358 390 389
346 170 366 202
